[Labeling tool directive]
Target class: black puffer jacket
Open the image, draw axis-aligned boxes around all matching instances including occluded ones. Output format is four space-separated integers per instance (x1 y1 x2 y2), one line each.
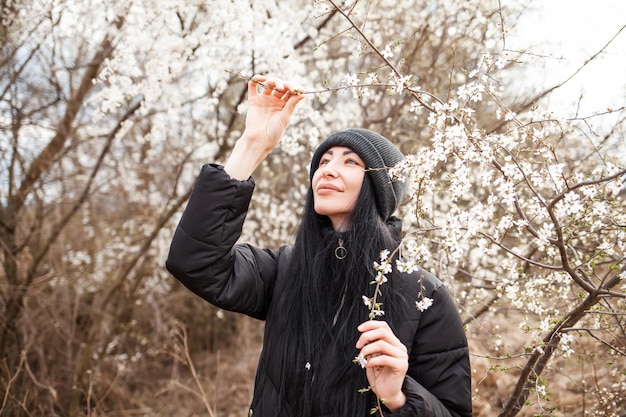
166 164 472 417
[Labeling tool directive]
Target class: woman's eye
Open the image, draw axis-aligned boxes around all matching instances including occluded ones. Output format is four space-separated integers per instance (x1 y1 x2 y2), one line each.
346 159 360 165
319 159 329 166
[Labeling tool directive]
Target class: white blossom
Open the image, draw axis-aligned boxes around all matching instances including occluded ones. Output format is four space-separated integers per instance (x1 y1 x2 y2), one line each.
415 296 434 312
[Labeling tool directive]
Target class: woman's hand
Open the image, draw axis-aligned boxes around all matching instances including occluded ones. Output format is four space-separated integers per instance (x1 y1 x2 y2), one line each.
243 75 304 150
356 320 409 412
224 75 305 180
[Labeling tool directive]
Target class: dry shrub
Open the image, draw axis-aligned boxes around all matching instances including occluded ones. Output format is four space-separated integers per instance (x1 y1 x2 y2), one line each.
468 312 626 417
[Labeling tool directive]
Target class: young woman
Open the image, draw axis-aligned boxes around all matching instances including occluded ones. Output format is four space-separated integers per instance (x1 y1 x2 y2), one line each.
166 75 472 417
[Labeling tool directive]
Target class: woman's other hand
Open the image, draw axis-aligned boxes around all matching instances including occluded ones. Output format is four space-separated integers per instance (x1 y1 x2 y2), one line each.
356 320 409 412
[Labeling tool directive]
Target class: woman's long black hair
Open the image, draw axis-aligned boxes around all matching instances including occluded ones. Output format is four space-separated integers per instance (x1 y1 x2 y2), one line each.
264 173 408 417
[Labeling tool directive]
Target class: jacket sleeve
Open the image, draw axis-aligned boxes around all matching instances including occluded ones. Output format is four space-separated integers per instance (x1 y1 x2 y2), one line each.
165 164 279 320
387 278 472 417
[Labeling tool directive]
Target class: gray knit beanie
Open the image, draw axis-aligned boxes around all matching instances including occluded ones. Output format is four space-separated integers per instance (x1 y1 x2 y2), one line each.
310 128 406 221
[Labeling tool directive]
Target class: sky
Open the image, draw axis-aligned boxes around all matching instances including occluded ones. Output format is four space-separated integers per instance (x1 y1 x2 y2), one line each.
508 0 626 116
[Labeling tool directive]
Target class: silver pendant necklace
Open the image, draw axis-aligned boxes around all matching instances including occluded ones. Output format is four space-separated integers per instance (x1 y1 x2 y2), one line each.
334 238 347 260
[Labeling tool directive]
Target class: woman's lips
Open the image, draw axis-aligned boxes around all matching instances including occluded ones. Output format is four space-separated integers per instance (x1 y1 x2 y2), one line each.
316 183 341 192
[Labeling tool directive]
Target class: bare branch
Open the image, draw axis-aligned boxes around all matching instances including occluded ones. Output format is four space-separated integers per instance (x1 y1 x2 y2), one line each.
11 17 124 215
491 23 626 134
26 99 143 287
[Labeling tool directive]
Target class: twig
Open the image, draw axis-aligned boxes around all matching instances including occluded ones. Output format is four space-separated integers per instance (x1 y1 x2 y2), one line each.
326 0 440 113
176 324 217 417
0 354 25 413
22 350 58 403
224 69 441 106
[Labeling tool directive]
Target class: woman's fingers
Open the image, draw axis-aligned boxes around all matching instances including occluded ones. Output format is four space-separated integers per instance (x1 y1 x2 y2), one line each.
249 75 303 100
359 342 407 369
282 85 306 113
356 321 406 350
356 320 408 368
359 337 406 357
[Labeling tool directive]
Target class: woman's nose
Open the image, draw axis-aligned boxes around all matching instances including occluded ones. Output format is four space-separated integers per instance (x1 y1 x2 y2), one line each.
320 161 339 177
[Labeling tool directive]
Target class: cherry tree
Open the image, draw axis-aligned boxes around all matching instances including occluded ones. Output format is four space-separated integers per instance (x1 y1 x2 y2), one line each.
315 2 626 416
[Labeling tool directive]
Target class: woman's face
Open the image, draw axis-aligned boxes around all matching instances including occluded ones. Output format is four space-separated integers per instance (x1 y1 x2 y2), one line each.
312 146 365 231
